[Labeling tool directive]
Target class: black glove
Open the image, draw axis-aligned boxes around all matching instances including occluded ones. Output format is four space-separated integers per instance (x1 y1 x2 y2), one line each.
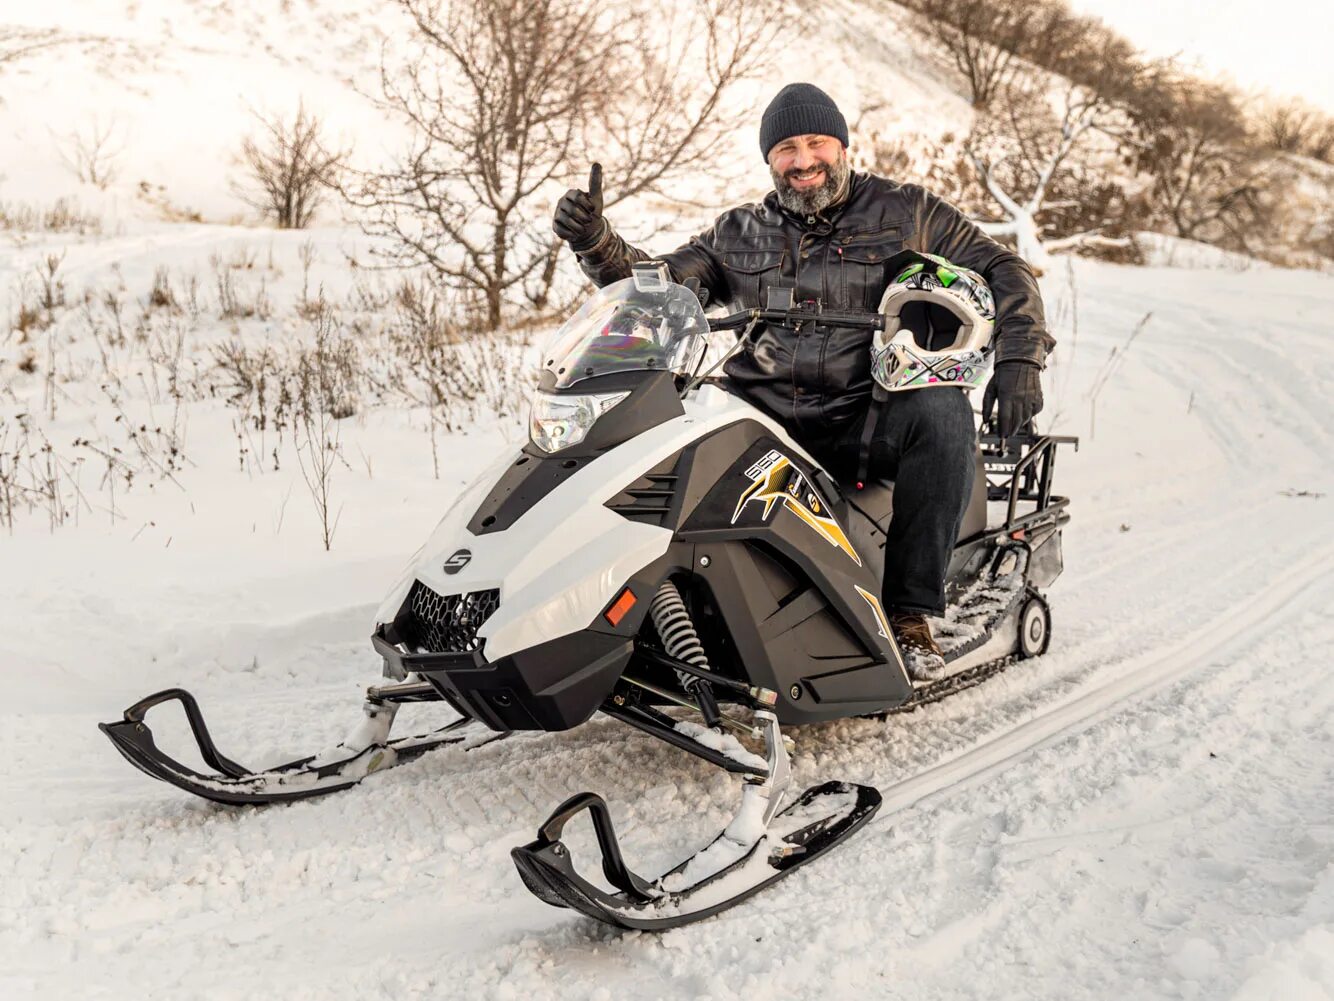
983 359 1044 439
553 163 605 251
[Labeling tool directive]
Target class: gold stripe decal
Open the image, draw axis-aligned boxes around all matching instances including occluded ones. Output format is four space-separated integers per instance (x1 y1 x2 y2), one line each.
731 449 862 566
854 585 891 640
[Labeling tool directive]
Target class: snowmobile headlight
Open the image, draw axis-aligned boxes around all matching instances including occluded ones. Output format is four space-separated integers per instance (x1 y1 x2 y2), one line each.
529 390 630 453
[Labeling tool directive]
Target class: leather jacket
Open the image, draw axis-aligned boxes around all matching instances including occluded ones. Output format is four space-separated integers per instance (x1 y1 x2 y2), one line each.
573 171 1054 435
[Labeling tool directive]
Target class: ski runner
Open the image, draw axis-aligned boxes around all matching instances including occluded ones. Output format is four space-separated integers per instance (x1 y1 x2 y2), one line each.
553 82 1054 680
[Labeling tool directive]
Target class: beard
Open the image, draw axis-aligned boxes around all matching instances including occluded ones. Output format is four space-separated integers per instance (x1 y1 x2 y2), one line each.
770 149 850 216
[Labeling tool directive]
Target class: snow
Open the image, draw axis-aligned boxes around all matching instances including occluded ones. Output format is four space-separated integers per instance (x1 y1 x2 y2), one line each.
4 3 1334 1000
4 241 1331 1001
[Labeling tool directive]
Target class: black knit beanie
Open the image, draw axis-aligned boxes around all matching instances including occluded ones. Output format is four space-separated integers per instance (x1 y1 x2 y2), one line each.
759 83 849 161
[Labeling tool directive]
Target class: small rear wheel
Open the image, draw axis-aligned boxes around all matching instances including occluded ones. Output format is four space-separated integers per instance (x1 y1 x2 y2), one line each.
1018 595 1050 658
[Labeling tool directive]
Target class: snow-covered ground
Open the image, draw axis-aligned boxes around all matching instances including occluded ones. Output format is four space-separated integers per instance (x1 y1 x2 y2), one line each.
4 2 1334 999
3 245 1331 1000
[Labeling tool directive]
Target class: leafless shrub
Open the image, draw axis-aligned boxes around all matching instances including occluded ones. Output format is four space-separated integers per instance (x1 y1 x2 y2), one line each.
37 253 66 312
213 297 361 447
346 0 776 329
1258 99 1319 154
0 197 102 235
145 266 177 311
54 117 125 189
210 252 272 319
135 181 204 224
294 406 342 550
850 119 973 204
1306 121 1334 163
1128 69 1279 254
0 418 82 533
9 255 68 339
234 102 348 229
369 278 535 474
0 26 68 69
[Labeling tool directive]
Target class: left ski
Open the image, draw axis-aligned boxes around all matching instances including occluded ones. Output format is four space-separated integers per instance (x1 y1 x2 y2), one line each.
512 781 880 930
511 710 881 930
99 683 506 806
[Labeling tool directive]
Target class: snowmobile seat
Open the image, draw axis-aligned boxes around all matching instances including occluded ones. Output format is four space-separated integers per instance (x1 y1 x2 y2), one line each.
839 447 988 548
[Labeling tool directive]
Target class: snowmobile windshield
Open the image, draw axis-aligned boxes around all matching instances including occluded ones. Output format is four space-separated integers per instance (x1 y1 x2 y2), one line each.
542 275 708 389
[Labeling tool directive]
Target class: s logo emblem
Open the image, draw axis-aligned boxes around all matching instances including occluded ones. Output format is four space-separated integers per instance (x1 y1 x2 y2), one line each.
443 549 472 575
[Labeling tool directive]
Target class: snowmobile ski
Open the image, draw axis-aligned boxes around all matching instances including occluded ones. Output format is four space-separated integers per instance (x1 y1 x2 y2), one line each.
512 781 880 930
98 682 505 806
511 710 881 930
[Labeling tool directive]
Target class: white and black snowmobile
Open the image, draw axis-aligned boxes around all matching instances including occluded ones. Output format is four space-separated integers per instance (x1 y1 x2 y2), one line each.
101 262 1076 930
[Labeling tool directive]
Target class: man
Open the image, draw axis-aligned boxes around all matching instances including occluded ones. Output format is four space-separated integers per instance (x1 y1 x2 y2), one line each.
553 83 1053 680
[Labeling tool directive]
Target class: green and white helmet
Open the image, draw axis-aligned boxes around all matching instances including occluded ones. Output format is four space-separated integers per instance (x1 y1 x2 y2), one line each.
871 251 996 392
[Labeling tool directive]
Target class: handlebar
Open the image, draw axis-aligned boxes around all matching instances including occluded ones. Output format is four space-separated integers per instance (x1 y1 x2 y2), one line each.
707 306 885 333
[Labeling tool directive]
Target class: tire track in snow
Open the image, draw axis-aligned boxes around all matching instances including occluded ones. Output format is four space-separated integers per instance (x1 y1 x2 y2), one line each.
869 536 1334 821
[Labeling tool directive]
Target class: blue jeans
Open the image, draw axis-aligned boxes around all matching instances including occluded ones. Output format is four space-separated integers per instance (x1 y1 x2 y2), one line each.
792 389 976 616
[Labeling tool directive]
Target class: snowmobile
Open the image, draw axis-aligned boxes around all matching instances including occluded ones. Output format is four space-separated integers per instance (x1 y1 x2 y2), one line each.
100 262 1076 930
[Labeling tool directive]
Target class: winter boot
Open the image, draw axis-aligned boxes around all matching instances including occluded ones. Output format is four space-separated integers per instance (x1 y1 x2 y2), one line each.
890 612 947 683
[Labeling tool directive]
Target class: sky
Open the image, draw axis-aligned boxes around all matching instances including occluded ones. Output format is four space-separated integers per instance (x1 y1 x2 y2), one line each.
1069 0 1334 111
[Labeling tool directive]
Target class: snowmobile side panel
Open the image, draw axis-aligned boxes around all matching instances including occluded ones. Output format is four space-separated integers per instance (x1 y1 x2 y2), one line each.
511 781 882 930
670 435 914 721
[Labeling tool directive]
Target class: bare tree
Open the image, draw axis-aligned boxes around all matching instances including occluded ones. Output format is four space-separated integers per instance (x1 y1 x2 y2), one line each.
346 0 775 330
54 117 124 189
1128 71 1277 252
234 102 348 229
900 0 1036 108
1258 99 1318 153
1307 119 1334 163
962 54 1149 270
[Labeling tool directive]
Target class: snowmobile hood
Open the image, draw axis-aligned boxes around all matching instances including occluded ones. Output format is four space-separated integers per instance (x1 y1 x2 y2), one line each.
374 384 819 661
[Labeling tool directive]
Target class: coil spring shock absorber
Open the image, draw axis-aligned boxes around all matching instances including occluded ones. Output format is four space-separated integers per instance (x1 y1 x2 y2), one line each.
649 580 722 729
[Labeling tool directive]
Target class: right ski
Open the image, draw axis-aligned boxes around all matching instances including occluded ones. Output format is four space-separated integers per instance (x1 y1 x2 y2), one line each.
99 683 507 806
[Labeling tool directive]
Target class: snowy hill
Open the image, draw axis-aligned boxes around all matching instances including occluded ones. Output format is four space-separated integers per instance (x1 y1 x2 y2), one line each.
3 3 1334 1000
0 0 970 225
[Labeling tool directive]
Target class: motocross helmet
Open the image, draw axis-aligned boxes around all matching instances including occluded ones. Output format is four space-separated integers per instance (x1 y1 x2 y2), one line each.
871 251 995 392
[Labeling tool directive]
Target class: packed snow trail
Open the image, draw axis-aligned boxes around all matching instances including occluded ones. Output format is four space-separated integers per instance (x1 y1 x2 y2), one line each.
2 259 1333 1001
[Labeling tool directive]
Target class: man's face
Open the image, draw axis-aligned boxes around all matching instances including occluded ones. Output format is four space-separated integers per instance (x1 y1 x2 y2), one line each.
767 133 849 215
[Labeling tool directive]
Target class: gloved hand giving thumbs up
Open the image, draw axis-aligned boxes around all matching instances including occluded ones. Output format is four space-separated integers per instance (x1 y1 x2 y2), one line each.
553 163 606 252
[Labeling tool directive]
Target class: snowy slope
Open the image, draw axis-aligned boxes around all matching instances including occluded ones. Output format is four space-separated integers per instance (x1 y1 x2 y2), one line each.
3 2 1334 1000
0 0 971 225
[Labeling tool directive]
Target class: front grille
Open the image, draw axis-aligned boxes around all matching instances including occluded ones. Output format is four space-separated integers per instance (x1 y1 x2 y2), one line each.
400 582 499 654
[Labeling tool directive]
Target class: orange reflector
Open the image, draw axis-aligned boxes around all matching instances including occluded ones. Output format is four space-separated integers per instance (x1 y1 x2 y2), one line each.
1010 529 1026 541
605 588 636 627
